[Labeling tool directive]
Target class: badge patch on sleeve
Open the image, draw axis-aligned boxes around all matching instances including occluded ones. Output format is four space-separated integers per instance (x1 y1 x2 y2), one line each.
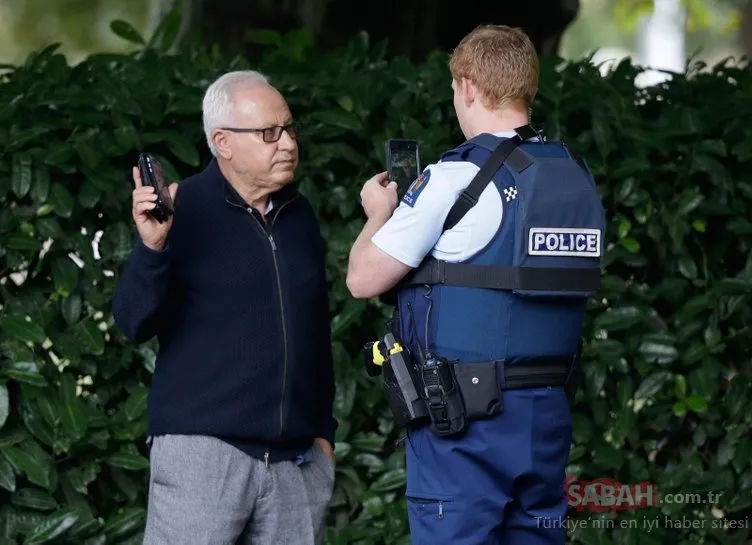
528 228 602 257
402 169 430 208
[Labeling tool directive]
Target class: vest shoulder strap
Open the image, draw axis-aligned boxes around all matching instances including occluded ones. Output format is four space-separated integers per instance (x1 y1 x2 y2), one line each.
442 125 538 232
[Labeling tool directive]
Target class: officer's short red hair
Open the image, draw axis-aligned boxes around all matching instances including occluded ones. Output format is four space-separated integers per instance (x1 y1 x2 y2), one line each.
449 25 539 111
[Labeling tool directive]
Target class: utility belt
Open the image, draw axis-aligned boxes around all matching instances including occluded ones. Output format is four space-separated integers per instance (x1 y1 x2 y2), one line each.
363 333 580 438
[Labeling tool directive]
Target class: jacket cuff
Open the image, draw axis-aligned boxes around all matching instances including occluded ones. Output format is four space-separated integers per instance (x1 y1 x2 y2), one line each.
318 416 338 448
132 237 169 268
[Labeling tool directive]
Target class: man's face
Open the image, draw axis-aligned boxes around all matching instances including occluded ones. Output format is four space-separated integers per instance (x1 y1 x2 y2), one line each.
214 84 299 189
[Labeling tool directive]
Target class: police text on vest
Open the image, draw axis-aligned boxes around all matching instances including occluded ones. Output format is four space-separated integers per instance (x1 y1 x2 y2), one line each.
528 228 602 257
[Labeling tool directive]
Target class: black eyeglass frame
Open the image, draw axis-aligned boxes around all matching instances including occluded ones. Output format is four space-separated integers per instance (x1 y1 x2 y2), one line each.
218 122 298 143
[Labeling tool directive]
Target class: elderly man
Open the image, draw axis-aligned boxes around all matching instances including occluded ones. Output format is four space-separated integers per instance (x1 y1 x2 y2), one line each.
112 70 337 545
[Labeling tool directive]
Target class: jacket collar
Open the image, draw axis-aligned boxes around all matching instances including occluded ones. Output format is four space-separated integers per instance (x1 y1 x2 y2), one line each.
204 158 299 209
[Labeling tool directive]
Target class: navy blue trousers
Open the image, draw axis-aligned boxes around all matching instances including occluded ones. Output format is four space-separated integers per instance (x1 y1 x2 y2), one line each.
405 386 572 545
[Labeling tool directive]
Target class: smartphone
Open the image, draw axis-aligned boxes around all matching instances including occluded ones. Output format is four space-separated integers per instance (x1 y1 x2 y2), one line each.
137 153 174 223
385 139 420 194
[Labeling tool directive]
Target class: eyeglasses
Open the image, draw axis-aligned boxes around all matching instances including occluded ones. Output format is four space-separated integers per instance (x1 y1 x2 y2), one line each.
219 122 297 143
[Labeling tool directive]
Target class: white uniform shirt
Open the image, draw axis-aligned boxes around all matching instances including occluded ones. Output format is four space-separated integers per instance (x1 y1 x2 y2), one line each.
372 131 521 267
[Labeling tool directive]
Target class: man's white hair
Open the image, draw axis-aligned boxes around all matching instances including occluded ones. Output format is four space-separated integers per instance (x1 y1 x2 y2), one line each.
202 70 270 156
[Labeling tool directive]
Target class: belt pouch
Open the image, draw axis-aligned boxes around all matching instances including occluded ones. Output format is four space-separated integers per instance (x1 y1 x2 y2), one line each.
453 361 503 419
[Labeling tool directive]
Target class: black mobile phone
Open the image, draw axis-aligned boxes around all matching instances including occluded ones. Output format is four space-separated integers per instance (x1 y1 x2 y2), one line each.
385 139 420 194
137 153 174 223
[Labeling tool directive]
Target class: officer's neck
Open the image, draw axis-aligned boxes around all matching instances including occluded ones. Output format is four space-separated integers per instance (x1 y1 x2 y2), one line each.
465 108 530 139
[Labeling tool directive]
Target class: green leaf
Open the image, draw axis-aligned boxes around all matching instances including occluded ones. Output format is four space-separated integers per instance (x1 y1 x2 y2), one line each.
245 29 282 46
732 438 752 471
693 424 707 447
124 388 149 421
31 163 51 204
12 154 32 197
103 507 146 541
674 374 687 398
10 488 57 511
619 237 640 253
1 316 46 344
147 8 182 52
35 217 63 239
338 96 354 112
677 256 698 280
24 507 82 544
369 469 406 492
77 321 105 356
637 334 678 364
64 463 99 495
593 306 645 331
0 455 16 492
0 445 50 489
350 433 386 453
3 361 47 387
106 452 150 471
5 233 41 252
98 222 132 262
48 183 74 218
110 20 145 44
731 136 752 161
717 438 735 466
685 395 708 413
309 110 362 132
634 371 671 401
59 374 87 442
698 139 726 157
0 384 8 430
712 278 752 295
677 192 704 215
51 258 79 293
60 294 82 325
165 134 200 167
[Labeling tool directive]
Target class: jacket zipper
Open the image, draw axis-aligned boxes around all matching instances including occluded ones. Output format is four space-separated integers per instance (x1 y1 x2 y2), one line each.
245 196 297 440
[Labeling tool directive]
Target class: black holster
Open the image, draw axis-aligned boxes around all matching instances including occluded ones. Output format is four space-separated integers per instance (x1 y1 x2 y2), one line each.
381 334 429 427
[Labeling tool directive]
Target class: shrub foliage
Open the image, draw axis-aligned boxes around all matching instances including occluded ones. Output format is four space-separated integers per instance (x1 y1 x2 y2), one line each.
0 17 751 545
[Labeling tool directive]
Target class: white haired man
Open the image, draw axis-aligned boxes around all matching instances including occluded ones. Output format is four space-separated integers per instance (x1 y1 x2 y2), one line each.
112 71 337 545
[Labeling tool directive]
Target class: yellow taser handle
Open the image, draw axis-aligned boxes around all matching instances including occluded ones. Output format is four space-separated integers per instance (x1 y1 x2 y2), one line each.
372 342 386 366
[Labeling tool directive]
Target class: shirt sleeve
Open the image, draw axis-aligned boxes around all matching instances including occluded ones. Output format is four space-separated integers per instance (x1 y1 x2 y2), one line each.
371 163 458 268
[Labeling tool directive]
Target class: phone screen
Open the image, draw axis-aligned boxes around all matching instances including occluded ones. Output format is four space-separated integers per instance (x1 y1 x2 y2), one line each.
386 139 420 191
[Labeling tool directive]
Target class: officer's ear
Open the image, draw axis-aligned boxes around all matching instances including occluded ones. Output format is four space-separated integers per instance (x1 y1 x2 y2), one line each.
459 78 476 107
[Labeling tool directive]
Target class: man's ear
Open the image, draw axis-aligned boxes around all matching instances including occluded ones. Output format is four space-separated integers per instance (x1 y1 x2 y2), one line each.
212 130 232 159
460 78 475 108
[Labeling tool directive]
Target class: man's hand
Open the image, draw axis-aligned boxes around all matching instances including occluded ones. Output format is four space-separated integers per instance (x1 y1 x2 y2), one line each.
360 171 398 221
131 166 179 252
314 437 335 463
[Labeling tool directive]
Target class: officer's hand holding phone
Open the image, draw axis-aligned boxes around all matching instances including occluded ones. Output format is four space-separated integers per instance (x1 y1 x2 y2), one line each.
360 172 398 221
131 156 178 252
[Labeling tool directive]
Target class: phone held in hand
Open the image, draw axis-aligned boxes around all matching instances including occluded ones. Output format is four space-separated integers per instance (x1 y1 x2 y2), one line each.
137 153 174 223
385 138 420 195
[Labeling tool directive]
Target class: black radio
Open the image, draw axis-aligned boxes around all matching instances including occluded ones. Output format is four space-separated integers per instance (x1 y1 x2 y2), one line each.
419 353 467 437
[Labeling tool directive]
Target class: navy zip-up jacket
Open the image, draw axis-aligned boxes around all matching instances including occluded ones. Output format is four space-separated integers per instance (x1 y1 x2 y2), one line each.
112 159 337 463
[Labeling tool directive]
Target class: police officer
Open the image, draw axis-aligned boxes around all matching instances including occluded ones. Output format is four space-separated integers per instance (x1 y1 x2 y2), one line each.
346 25 605 545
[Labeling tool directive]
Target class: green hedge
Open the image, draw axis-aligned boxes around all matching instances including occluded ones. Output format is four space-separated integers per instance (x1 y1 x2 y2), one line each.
1 17 751 545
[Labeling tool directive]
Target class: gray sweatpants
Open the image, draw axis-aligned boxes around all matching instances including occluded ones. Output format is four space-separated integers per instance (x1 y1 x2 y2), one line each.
142 434 335 545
